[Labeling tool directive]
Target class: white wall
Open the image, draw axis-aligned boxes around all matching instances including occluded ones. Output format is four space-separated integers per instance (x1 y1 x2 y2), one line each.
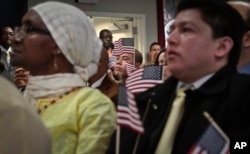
92 17 133 44
28 0 158 60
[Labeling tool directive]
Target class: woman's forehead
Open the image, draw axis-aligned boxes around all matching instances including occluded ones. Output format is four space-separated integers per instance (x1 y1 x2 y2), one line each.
22 10 46 27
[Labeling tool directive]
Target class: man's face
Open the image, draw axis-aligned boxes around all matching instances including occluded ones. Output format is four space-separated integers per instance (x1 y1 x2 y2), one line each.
100 31 113 49
166 9 219 82
0 27 14 46
114 52 134 78
149 44 161 63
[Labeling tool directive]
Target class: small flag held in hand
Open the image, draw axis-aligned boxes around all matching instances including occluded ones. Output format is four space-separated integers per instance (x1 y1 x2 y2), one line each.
188 112 229 154
126 65 163 94
113 38 135 56
117 84 144 134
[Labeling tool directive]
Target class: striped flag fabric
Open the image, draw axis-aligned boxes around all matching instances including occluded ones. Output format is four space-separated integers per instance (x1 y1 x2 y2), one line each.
117 84 144 134
125 62 136 76
126 65 163 94
117 65 163 134
113 38 135 56
188 124 230 154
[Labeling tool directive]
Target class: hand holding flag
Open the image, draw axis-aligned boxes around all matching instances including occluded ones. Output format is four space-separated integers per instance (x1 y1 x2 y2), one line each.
108 56 116 69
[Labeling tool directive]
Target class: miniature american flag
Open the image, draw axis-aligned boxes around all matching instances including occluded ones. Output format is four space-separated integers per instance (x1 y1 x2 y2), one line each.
125 62 136 76
117 84 144 134
188 124 229 154
188 112 230 154
126 65 163 94
113 38 135 56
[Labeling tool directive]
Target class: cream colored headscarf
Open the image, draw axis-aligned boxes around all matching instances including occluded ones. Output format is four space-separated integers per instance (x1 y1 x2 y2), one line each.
31 1 102 82
24 1 102 104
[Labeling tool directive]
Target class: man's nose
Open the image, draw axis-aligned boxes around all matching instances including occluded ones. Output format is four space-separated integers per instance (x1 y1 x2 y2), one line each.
116 58 122 64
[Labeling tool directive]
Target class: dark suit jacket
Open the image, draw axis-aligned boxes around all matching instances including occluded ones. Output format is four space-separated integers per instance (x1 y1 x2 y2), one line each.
0 60 4 72
117 65 250 154
0 48 14 81
97 74 118 105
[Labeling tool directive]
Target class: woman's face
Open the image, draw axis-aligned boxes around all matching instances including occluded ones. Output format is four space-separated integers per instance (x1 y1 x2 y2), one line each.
149 44 161 63
158 52 166 65
11 10 57 74
158 51 172 80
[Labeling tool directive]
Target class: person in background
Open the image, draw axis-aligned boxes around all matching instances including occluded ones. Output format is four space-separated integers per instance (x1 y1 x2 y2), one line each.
0 26 14 81
134 0 250 153
99 29 114 57
113 38 135 83
10 1 116 154
106 41 143 154
228 0 250 74
0 26 30 91
113 50 135 83
135 49 143 68
113 38 143 83
155 48 171 80
0 76 51 154
146 42 161 65
99 29 116 80
88 47 118 105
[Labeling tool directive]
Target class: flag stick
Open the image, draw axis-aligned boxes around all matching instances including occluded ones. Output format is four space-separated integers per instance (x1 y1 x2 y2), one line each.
116 126 121 154
116 74 123 154
203 111 230 142
161 65 164 81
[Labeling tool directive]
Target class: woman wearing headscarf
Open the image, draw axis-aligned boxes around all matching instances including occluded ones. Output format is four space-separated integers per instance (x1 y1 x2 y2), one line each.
10 1 117 154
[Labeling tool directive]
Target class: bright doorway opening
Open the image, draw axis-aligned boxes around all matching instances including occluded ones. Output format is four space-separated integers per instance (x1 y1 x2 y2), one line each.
86 12 147 62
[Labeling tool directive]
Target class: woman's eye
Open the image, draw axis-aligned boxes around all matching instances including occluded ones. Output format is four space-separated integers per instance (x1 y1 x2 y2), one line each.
182 27 192 33
25 25 35 33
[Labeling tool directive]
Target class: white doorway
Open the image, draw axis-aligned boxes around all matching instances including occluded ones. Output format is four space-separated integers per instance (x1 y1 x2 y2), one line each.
86 12 147 62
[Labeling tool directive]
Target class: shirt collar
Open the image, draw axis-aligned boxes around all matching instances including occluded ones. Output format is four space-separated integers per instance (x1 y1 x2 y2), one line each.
0 45 11 53
177 73 215 90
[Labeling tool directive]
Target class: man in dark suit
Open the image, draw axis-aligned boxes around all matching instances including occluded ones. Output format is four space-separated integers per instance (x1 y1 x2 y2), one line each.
0 26 14 81
131 0 250 153
88 47 118 105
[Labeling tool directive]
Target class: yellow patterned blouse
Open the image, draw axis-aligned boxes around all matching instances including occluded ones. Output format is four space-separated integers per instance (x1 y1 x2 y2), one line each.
35 87 117 154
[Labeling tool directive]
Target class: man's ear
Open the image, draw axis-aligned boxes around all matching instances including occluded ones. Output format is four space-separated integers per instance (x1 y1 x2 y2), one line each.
242 31 250 48
214 36 233 58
